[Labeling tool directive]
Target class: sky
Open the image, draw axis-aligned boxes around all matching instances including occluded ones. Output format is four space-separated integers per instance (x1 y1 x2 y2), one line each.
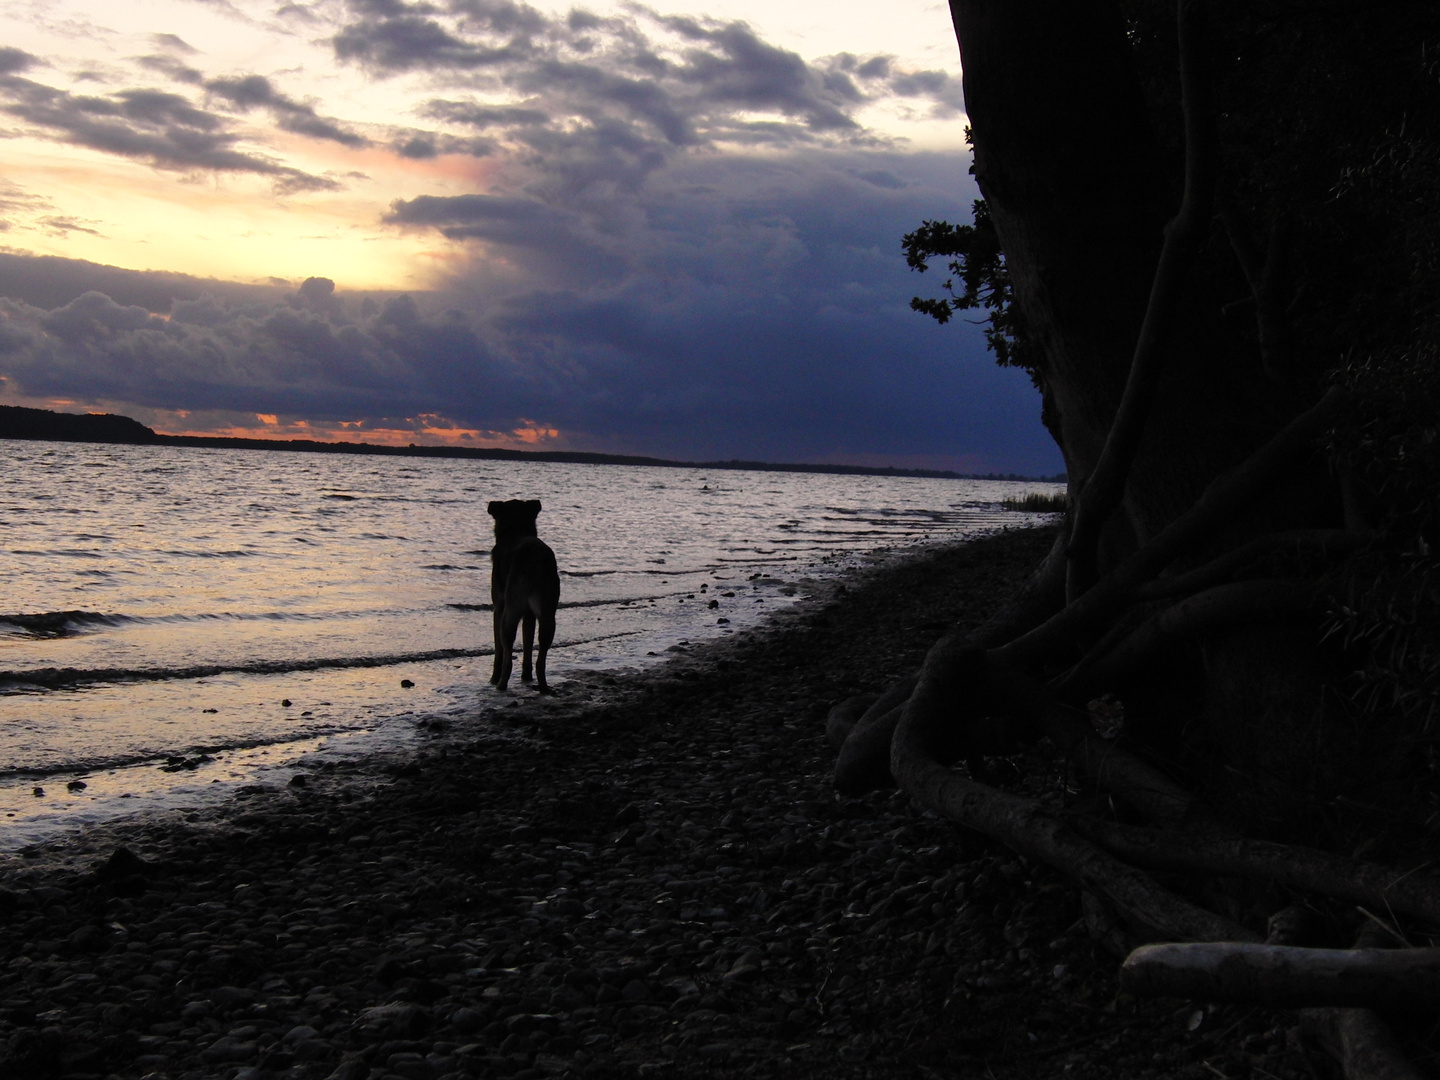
0 0 1063 475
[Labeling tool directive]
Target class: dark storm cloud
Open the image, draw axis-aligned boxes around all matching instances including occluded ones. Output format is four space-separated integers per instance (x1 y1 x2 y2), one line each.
0 280 494 419
0 70 339 192
206 74 371 147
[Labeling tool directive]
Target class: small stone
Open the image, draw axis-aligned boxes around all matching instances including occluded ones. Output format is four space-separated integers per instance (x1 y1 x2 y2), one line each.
451 1007 485 1032
401 679 415 688
281 699 292 707
32 787 43 797
621 979 652 1002
209 985 259 1009
199 1036 258 1063
66 780 87 791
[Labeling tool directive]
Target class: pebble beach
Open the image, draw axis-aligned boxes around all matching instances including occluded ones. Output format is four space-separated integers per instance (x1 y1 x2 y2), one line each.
0 525 1312 1080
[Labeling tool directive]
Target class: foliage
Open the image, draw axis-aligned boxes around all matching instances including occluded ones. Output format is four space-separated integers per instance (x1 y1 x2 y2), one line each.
1000 491 1068 514
902 199 1038 374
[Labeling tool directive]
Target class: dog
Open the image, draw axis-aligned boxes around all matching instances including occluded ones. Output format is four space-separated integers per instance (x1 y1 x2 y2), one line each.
487 499 560 692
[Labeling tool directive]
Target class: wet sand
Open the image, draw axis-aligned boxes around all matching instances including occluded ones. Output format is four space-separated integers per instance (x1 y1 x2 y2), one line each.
0 525 1306 1080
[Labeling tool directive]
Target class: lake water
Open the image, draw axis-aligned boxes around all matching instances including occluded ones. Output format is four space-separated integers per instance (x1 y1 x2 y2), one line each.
0 439 1061 846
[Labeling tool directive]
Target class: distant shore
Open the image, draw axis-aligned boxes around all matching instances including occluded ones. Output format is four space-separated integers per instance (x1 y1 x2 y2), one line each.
0 404 1066 484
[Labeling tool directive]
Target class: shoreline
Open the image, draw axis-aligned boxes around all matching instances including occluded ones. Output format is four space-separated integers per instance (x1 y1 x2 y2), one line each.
0 528 1023 850
0 524 1300 1080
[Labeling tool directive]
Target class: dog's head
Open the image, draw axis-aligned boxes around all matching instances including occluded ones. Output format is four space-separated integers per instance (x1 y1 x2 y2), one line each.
488 499 542 539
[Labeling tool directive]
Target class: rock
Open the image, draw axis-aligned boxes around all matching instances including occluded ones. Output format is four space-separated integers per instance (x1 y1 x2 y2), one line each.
66 780 86 791
293 1038 335 1061
722 948 764 983
31 787 43 797
401 679 415 688
208 986 259 1009
451 1007 485 1033
96 846 152 881
66 924 106 952
326 1059 370 1080
200 1036 258 1063
355 1001 431 1038
621 979 652 1002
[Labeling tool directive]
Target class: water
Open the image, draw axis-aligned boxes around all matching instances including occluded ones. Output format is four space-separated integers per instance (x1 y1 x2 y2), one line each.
0 439 1061 845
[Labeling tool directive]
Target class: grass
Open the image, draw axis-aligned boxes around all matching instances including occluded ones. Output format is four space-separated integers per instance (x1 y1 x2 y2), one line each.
1001 491 1068 513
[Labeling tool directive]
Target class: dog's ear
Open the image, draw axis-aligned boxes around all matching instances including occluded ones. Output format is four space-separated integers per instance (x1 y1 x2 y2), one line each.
487 501 502 517
527 500 542 516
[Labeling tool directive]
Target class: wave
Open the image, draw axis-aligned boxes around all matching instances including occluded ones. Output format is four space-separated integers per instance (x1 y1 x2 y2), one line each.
450 596 675 612
0 729 353 782
0 608 401 636
0 630 642 690
155 548 262 559
0 610 125 638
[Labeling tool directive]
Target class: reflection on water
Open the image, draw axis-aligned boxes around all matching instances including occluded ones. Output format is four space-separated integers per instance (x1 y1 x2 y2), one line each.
0 439 1061 843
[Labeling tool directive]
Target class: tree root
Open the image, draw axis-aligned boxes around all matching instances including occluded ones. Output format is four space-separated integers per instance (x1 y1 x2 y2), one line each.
1067 818 1440 926
832 676 916 793
999 386 1350 670
1059 578 1326 697
888 639 1255 943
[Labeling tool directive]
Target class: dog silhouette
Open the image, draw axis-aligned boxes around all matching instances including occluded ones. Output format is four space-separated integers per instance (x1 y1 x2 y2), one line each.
487 499 560 692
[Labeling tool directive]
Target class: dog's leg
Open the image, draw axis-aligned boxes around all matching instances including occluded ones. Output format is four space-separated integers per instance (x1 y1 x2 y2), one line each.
536 608 555 693
490 606 505 685
497 609 523 691
521 612 536 683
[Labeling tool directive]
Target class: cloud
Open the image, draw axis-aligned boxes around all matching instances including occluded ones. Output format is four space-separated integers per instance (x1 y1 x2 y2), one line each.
0 70 340 192
137 54 206 85
0 48 38 76
329 0 965 200
151 33 197 55
206 74 371 147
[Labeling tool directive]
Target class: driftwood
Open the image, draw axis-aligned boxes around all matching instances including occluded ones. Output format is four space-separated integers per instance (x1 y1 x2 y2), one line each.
1125 924 1429 1080
1120 942 1440 1011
